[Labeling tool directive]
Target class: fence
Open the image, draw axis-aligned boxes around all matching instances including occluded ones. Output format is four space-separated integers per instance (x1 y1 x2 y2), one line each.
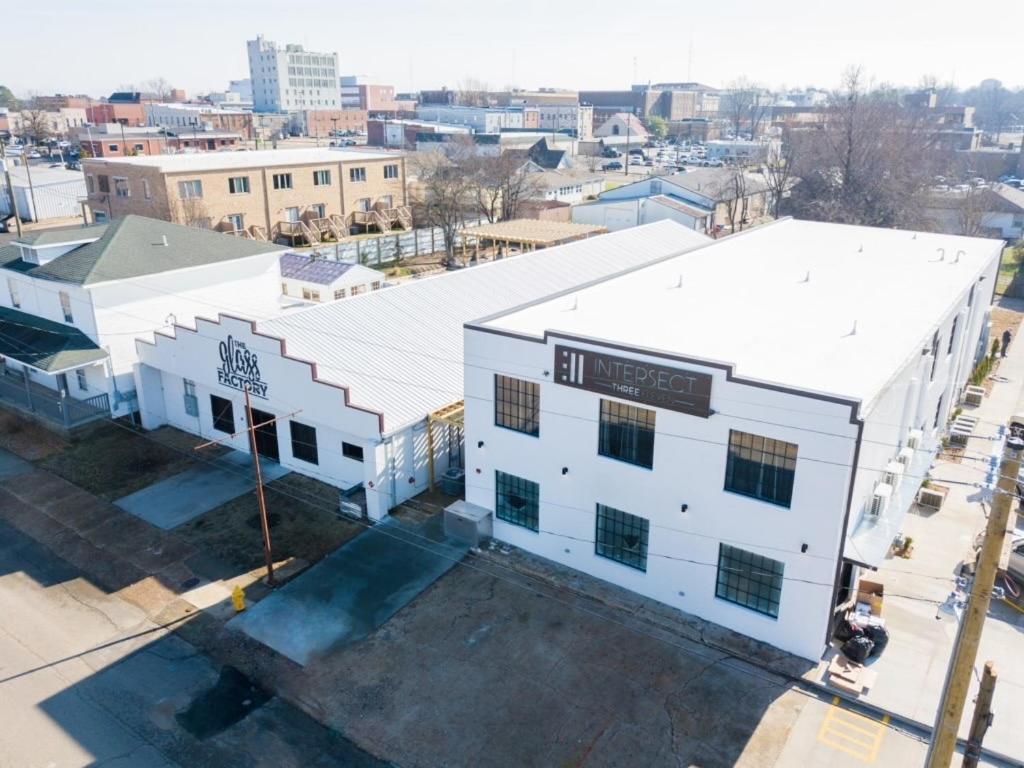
0 371 110 428
311 218 486 267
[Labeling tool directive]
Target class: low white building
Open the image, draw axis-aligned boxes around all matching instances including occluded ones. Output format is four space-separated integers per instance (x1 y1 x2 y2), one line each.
461 219 1001 660
0 215 288 427
278 252 385 302
0 165 87 223
531 168 604 205
133 222 710 521
924 183 1024 240
572 170 769 234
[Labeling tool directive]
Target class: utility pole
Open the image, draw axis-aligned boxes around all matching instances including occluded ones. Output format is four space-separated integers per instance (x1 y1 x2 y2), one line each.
0 141 24 237
194 392 301 586
962 661 997 768
21 150 38 224
925 431 1022 767
244 386 275 586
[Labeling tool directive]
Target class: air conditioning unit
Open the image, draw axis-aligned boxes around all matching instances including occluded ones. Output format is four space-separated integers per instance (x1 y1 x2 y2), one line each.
868 483 893 517
882 460 904 487
917 486 946 509
897 446 914 466
907 429 923 450
963 385 985 407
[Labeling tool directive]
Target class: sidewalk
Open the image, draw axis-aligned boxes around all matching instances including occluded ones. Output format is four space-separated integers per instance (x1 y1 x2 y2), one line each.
807 300 1024 760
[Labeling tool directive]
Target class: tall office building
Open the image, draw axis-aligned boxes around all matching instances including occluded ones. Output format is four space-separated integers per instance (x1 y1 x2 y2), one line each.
246 35 341 113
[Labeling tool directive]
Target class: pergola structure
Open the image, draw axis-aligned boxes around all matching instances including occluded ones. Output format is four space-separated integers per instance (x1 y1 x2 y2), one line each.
426 400 465 492
458 219 607 261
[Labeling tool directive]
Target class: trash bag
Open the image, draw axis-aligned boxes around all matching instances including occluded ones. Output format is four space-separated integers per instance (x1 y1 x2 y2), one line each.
834 619 863 643
842 635 874 664
864 624 890 657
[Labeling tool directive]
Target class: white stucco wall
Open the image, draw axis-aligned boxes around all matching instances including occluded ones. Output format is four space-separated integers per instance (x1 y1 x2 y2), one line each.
462 328 858 660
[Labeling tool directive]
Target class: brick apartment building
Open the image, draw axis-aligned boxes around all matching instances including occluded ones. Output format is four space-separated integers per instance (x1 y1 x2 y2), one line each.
83 148 409 244
297 109 369 137
86 102 147 127
76 124 244 157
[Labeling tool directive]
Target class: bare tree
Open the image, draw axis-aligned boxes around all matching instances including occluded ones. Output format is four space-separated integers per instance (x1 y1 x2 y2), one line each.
761 138 795 218
143 77 174 101
169 195 212 229
456 78 490 108
471 153 544 222
17 108 51 145
724 78 770 138
785 67 942 228
955 185 991 237
410 150 475 267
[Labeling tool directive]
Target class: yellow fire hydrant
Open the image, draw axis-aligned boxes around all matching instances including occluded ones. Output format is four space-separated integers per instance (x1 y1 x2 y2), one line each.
231 584 246 613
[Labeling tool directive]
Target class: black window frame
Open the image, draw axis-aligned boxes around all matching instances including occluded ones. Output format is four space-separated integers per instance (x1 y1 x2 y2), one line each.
595 503 649 571
930 330 940 380
494 374 540 436
598 399 655 469
313 169 331 186
342 441 364 462
495 470 539 532
228 175 250 194
715 543 784 619
349 167 366 182
383 164 399 179
724 430 798 508
947 315 957 355
210 395 235 434
289 420 319 464
273 172 293 190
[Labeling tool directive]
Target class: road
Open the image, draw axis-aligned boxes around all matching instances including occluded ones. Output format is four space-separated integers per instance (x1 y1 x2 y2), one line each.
0 518 389 768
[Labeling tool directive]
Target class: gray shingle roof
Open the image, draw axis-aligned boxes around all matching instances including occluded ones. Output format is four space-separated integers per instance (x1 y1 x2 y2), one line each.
23 215 284 286
14 224 108 247
0 306 108 372
279 252 354 285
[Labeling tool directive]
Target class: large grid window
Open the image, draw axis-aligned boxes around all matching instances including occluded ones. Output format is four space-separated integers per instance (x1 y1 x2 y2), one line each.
290 421 319 464
715 544 784 618
313 169 331 186
598 400 655 469
495 470 539 531
494 374 539 436
595 504 649 571
273 173 293 190
210 395 234 433
349 167 366 182
724 430 797 507
228 176 250 194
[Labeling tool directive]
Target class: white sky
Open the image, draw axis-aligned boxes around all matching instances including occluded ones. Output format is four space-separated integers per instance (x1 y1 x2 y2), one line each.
5 0 1021 98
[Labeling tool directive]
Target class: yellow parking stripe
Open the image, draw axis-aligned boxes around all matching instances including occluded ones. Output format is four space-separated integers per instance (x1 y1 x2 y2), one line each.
816 696 889 764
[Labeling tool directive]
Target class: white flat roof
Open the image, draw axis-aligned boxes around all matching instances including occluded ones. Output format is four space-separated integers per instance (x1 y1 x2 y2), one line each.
476 219 1004 407
84 147 401 173
260 221 710 432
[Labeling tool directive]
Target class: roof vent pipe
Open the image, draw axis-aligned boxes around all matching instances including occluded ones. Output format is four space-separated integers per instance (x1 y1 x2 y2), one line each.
801 270 810 283
161 235 168 247
954 250 964 264
936 247 945 261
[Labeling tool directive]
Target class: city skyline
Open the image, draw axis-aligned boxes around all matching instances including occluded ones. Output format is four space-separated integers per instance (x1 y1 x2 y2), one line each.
4 0 1022 98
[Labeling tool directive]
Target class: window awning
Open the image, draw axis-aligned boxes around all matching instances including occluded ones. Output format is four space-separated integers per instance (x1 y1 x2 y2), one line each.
0 306 108 374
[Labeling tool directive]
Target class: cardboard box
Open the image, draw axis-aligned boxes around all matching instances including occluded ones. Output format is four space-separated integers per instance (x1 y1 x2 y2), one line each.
856 579 884 616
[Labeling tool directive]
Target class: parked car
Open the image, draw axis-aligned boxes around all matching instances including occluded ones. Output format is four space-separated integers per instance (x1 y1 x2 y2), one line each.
27 151 41 159
602 161 623 170
602 147 622 158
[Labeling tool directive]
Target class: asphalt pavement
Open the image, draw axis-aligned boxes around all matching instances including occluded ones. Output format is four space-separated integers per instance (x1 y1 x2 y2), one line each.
0 517 391 768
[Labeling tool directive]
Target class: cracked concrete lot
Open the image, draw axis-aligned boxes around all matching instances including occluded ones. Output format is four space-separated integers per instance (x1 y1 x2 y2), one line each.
271 562 807 768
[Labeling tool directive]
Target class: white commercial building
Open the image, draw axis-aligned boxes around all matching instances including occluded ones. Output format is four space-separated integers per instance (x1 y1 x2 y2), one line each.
0 216 288 427
414 105 524 133
144 103 250 131
0 165 87 223
247 35 341 113
461 219 1001 660
133 222 710 521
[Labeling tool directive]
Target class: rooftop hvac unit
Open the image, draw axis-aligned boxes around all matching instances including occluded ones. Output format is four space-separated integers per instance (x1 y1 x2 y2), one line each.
963 385 985 407
917 486 946 509
882 460 904 487
907 429 923 450
868 483 893 518
896 446 914 466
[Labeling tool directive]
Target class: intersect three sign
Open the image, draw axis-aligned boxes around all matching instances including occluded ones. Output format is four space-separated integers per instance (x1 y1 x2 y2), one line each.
554 344 712 418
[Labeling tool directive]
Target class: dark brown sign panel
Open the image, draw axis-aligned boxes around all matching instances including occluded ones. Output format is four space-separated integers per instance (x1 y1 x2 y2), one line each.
554 345 712 418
